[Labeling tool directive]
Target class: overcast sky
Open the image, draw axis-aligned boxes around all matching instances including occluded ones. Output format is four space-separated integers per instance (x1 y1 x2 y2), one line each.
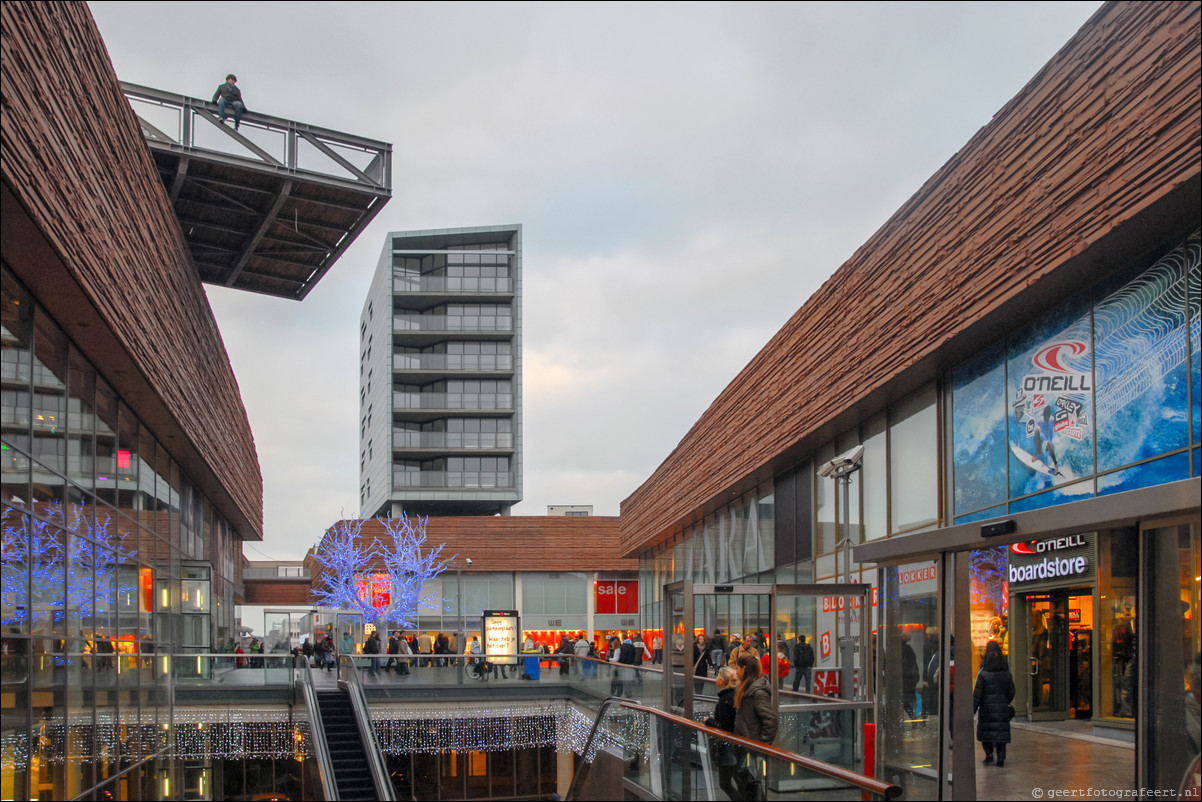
89 1 1102 563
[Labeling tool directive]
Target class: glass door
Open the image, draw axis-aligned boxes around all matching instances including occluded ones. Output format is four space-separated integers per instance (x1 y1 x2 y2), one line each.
1137 518 1200 796
1025 592 1069 719
662 581 776 719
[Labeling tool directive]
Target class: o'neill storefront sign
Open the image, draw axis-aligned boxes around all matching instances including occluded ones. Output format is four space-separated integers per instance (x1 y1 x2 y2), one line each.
1007 533 1096 590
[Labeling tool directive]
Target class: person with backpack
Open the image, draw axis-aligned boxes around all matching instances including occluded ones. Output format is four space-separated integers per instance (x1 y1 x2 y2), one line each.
394 632 412 675
320 636 335 671
301 637 313 667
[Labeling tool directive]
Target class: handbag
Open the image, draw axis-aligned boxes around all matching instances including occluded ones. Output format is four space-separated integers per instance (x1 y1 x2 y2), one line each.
1007 704 1016 720
709 738 738 767
734 765 766 801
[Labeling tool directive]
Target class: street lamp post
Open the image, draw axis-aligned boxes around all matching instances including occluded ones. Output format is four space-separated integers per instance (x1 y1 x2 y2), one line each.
819 445 864 704
455 557 472 680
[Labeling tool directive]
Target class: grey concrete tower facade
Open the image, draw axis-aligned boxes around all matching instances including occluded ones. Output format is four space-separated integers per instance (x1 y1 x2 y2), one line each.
359 225 522 517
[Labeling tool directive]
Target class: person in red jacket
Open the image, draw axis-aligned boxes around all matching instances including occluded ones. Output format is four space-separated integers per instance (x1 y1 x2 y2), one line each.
762 645 791 688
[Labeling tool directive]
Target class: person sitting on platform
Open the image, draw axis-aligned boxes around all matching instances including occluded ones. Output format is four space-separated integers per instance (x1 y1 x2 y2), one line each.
212 73 246 130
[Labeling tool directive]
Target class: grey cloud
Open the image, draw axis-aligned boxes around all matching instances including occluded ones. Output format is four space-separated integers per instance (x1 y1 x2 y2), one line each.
89 0 1102 554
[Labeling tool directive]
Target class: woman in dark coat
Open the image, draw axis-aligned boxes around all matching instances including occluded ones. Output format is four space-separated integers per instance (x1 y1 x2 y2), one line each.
693 634 712 694
704 666 739 800
973 640 1015 766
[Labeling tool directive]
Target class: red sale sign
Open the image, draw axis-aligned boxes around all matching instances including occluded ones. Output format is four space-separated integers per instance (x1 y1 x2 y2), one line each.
813 669 861 696
594 580 638 614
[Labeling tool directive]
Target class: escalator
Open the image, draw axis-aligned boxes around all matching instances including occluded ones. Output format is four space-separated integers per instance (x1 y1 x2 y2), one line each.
315 688 380 800
296 653 393 801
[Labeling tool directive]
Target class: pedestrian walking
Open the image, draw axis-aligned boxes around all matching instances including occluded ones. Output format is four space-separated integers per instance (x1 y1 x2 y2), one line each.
973 640 1015 767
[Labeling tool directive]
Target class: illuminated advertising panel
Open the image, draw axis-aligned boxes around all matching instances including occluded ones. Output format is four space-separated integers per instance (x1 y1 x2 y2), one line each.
482 610 519 665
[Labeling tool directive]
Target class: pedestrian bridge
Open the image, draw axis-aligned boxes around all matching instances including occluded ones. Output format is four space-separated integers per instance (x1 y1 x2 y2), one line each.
120 82 391 300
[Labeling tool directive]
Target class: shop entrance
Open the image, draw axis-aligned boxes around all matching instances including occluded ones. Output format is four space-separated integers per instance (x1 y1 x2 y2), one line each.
1015 588 1093 720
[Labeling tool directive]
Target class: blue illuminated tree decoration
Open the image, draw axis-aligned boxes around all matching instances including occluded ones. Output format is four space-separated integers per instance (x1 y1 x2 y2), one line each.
376 514 451 629
0 502 137 628
309 517 377 619
309 513 451 627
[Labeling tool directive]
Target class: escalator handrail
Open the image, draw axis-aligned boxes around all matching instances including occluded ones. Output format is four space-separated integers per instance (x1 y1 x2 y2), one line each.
338 654 397 801
565 697 901 801
294 654 340 802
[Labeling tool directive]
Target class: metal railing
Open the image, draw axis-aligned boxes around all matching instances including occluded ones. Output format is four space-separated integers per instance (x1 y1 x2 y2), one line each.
120 82 391 193
566 698 900 801
295 655 339 801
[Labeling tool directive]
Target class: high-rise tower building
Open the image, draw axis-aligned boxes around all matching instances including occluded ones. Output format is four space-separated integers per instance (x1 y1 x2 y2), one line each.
360 226 522 517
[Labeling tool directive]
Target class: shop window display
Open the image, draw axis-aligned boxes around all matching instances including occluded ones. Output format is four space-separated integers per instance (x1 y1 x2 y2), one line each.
969 546 1009 673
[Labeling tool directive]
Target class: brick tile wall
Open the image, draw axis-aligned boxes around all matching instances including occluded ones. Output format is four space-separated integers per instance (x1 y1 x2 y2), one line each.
308 517 634 596
1 2 263 537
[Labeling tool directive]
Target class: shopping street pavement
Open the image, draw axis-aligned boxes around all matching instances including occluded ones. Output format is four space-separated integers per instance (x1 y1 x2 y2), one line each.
975 719 1134 801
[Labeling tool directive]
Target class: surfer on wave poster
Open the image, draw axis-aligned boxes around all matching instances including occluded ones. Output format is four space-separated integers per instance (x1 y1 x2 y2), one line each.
1032 405 1059 474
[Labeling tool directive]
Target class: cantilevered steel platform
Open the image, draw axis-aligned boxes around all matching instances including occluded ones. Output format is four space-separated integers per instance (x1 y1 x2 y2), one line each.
121 82 392 300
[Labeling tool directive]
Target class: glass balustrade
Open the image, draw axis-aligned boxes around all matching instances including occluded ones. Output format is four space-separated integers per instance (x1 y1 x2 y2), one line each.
172 651 295 686
393 431 515 449
567 698 899 801
393 392 514 410
326 654 664 708
393 315 513 332
391 471 515 489
392 353 514 371
393 276 513 293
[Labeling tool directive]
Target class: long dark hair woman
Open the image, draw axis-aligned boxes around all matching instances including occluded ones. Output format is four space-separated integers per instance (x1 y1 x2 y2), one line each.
734 654 778 744
973 640 1015 767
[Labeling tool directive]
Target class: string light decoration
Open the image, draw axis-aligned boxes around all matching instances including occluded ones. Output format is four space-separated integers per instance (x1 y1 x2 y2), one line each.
368 700 655 759
48 700 656 763
0 710 165 766
576 707 653 765
371 701 565 755
172 707 310 761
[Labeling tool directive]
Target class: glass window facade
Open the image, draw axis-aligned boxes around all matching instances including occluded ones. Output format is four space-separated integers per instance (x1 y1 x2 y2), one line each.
0 265 246 800
522 572 588 616
889 385 939 534
639 484 775 635
373 230 522 518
